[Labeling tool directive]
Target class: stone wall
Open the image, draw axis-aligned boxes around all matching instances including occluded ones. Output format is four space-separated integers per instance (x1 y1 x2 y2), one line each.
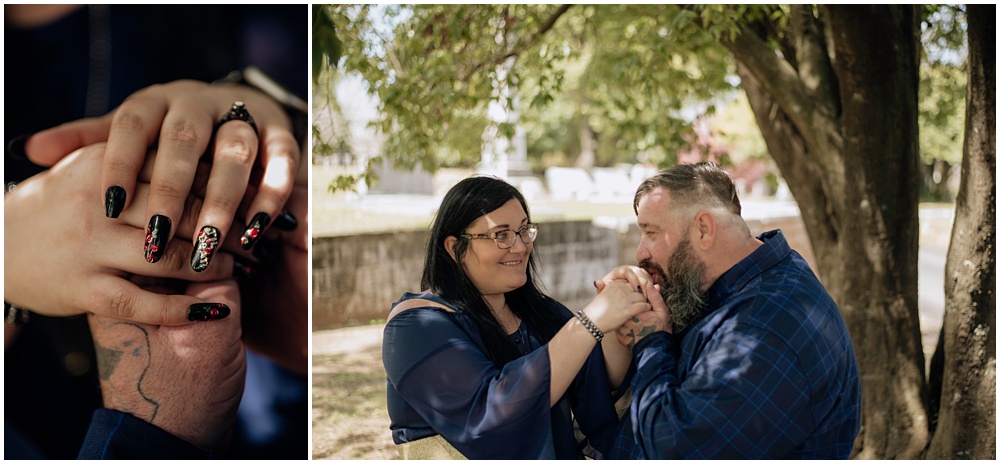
533 221 620 312
312 230 426 329
312 216 816 329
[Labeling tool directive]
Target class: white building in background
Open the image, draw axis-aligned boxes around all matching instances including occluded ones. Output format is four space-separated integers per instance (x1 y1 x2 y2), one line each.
324 72 668 204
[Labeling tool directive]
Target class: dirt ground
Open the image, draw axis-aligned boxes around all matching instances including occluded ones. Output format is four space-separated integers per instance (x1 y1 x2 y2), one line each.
312 325 396 460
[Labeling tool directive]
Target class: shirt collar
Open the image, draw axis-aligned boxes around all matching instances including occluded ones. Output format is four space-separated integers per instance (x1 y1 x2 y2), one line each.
705 229 791 306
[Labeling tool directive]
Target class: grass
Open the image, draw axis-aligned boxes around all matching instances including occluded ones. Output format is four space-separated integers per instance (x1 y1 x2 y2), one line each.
312 324 399 460
311 336 397 460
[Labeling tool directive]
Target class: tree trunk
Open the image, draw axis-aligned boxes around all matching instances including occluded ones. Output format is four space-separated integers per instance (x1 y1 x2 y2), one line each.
925 5 996 459
726 5 929 458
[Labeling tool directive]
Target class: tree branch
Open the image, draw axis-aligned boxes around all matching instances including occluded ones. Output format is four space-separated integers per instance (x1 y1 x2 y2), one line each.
457 4 573 82
790 5 838 116
720 25 819 145
676 5 825 148
737 61 840 254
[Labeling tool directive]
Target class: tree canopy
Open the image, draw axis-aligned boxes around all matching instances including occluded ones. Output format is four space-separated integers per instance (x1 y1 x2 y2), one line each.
316 4 965 196
317 5 750 187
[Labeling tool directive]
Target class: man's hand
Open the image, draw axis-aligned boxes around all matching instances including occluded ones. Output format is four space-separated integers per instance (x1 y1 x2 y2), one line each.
88 278 247 452
616 283 672 349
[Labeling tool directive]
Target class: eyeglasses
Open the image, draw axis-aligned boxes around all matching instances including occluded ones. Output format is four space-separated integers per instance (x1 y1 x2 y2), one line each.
461 223 539 250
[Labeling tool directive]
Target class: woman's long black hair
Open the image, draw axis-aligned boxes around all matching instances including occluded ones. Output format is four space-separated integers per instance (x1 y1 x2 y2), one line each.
421 176 565 368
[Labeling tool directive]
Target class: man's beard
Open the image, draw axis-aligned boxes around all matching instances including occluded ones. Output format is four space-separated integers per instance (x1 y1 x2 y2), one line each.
639 236 708 332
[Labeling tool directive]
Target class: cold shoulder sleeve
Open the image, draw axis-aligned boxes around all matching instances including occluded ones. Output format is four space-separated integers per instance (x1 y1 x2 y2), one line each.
383 308 557 459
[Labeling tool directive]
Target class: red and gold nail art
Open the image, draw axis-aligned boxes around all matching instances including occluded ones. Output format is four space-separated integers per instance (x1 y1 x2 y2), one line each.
190 226 220 272
144 215 171 264
240 212 271 250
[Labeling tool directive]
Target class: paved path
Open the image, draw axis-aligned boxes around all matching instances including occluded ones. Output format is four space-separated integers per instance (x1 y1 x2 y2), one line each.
314 324 384 357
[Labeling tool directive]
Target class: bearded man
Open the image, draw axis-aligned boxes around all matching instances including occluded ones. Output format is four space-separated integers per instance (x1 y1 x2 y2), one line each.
601 162 862 459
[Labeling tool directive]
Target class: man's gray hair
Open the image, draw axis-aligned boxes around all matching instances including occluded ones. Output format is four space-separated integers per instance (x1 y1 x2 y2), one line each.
633 161 742 216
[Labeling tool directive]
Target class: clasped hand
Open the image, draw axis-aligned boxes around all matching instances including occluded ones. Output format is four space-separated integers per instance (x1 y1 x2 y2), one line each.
595 265 672 349
5 78 309 452
4 145 239 324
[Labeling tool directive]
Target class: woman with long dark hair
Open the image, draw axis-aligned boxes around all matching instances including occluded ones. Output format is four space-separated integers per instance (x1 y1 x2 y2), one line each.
382 175 653 459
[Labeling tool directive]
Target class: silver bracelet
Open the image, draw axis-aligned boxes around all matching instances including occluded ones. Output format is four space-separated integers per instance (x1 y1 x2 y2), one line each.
575 310 604 342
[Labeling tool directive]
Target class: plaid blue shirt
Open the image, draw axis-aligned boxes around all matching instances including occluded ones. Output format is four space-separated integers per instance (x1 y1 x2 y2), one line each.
611 229 861 459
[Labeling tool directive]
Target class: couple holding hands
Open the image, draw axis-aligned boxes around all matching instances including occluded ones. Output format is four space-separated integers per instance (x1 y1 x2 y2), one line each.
383 163 863 460
6 78 307 458
5 5 306 459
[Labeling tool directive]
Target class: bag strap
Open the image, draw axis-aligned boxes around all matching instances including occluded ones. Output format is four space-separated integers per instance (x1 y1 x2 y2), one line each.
387 298 455 324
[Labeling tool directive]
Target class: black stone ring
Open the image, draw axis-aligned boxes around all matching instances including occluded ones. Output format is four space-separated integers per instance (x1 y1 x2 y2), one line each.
217 101 258 137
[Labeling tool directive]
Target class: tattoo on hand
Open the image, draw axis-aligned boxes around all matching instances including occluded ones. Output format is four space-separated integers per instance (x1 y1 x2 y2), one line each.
625 329 638 350
637 325 658 339
93 322 160 423
94 342 123 381
622 324 659 350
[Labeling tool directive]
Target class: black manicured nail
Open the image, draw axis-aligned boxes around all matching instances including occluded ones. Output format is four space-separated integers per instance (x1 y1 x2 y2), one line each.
144 215 172 263
188 303 231 321
272 209 298 231
105 186 126 218
240 212 271 250
190 226 220 272
6 133 31 160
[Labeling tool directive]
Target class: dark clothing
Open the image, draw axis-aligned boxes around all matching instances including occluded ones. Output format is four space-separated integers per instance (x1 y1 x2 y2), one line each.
78 410 210 459
613 229 862 459
383 292 624 459
5 4 306 184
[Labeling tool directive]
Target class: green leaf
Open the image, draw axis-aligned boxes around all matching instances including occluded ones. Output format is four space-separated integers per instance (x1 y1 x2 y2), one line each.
312 5 342 82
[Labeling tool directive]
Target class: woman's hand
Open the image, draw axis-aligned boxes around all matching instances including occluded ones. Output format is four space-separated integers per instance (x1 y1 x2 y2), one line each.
22 79 300 268
595 265 672 346
548 279 653 406
594 265 654 294
4 143 240 325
